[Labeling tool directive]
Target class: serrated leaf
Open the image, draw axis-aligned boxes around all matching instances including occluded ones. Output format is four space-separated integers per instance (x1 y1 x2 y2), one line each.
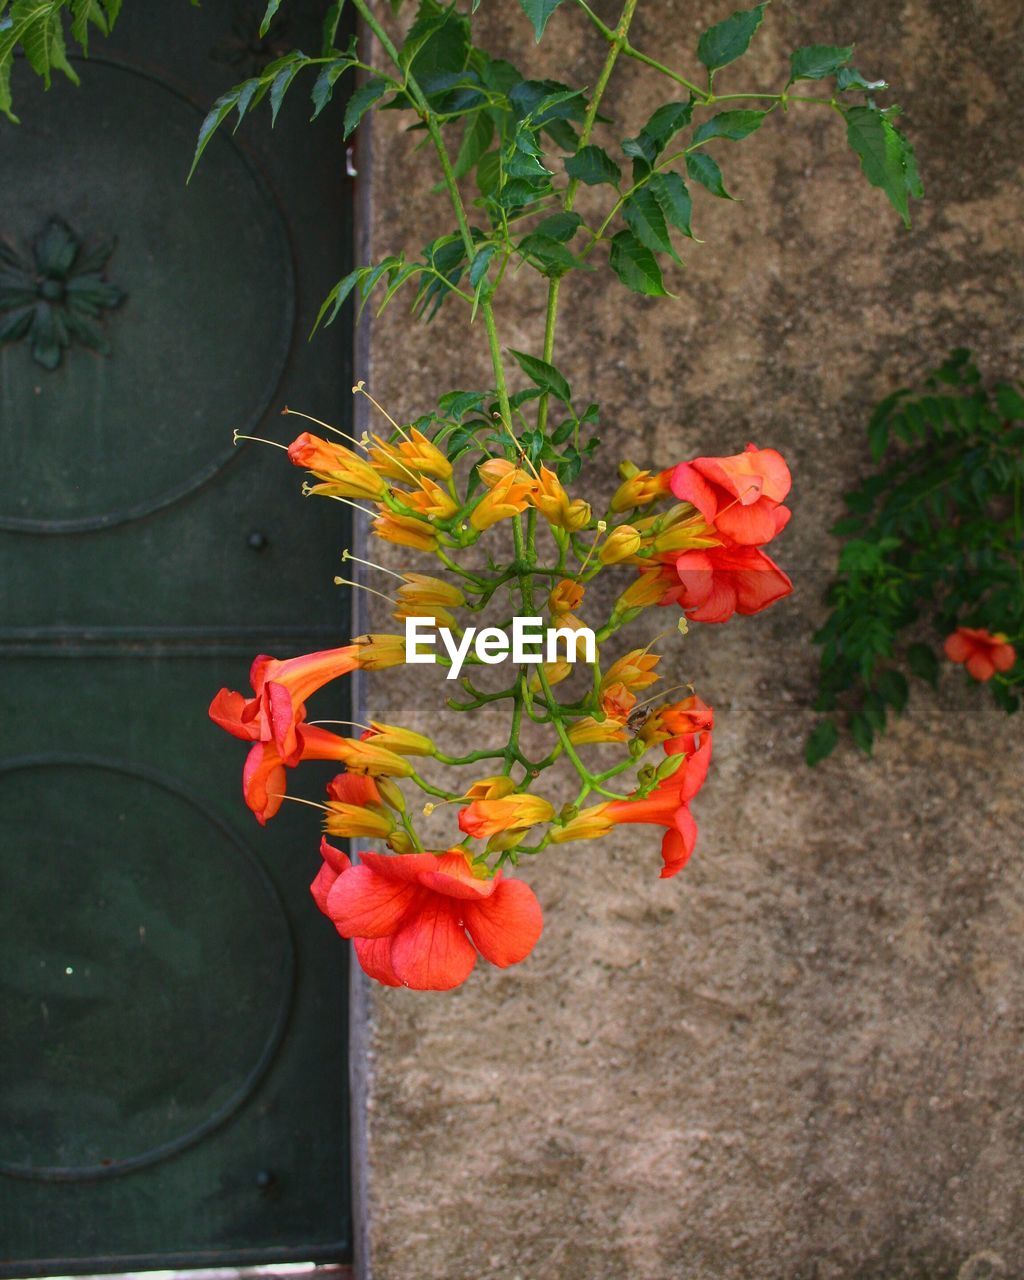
259 0 283 38
788 44 853 84
649 172 695 240
453 109 493 178
468 243 495 289
516 233 580 276
516 0 565 41
189 88 240 179
805 720 838 765
844 104 918 227
321 1 345 53
697 3 767 73
686 151 734 199
311 57 355 120
311 266 364 335
533 212 582 243
508 348 572 405
344 75 389 138
623 186 678 261
608 229 669 296
270 57 303 125
641 100 694 153
564 144 620 187
693 109 766 143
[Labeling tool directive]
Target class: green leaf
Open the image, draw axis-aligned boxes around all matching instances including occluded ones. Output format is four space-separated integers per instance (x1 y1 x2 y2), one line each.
844 104 919 227
0 59 14 124
311 266 364 335
788 44 853 84
623 186 679 261
608 229 669 296
321 1 345 54
344 75 389 138
310 57 355 121
516 0 565 41
469 243 496 289
641 100 694 153
564 145 620 187
697 3 767 73
876 668 909 714
686 151 734 199
516 233 580 277
849 711 874 755
649 172 695 240
70 0 108 53
8 0 79 89
995 384 1024 420
259 0 283 38
836 66 887 92
508 348 573 405
269 58 303 125
805 719 838 765
189 89 240 179
453 110 494 178
533 211 582 243
693 109 766 143
906 642 938 687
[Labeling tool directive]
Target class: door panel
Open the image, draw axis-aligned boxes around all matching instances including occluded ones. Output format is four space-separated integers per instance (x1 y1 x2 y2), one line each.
0 2 354 1269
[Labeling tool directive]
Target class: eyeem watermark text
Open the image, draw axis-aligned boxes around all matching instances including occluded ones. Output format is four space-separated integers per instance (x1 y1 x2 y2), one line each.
405 616 596 680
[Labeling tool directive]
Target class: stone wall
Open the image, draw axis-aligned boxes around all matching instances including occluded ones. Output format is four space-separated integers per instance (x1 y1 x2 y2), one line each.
356 2 1024 1276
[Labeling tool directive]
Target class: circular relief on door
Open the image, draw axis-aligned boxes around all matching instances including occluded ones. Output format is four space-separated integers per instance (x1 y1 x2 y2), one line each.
0 757 295 1180
0 59 295 534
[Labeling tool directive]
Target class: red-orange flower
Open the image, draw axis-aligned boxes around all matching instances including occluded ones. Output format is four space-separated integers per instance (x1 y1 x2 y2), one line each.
662 545 792 623
943 627 1016 682
311 845 544 990
209 645 360 761
640 695 714 754
669 443 791 546
604 734 713 878
241 727 407 824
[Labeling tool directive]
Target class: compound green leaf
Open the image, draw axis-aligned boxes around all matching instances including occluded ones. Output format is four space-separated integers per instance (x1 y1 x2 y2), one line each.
693 109 766 143
686 151 734 199
565 144 620 187
516 0 565 41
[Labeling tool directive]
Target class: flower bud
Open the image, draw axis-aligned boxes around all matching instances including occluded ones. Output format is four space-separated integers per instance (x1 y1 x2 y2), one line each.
599 524 642 564
372 511 439 552
610 466 671 512
369 428 452 482
549 578 584 617
375 778 407 812
352 634 407 670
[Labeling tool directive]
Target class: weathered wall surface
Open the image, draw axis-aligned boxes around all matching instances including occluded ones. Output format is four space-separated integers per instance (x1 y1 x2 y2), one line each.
357 2 1024 1276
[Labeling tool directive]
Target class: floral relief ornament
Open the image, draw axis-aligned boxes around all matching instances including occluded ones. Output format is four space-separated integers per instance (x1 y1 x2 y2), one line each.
0 217 125 370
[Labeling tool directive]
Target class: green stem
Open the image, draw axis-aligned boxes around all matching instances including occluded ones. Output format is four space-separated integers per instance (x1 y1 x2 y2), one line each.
351 0 513 429
535 0 639 439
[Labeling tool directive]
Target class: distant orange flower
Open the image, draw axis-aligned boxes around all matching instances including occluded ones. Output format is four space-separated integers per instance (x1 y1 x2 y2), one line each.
311 845 543 990
944 627 1016 681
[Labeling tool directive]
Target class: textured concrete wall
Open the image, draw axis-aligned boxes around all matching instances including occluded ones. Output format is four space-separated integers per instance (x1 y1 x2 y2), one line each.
356 2 1023 1276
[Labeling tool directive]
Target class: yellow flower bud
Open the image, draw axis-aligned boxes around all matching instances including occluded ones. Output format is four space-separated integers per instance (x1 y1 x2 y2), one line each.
369 428 452 482
364 721 436 756
601 648 661 693
568 716 628 745
372 511 439 552
549 578 585 617
610 466 671 512
599 524 642 564
352 633 407 670
548 803 615 844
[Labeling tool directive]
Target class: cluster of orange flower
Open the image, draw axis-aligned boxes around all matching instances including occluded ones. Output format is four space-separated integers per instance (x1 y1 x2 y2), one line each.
211 416 797 990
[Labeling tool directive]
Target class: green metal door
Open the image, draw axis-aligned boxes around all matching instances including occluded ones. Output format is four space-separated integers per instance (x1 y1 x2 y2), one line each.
0 2 354 1269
